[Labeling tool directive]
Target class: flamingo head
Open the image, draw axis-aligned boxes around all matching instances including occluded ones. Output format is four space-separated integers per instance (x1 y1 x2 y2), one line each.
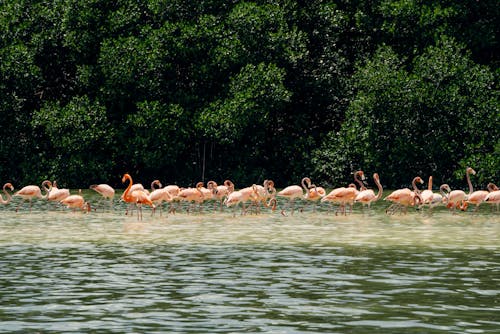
487 183 499 191
441 184 451 192
224 180 235 191
354 170 365 181
466 167 476 175
122 173 131 183
4 183 14 191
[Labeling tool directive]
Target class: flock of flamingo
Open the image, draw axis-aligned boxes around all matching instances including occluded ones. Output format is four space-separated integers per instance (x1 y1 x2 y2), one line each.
0 168 499 220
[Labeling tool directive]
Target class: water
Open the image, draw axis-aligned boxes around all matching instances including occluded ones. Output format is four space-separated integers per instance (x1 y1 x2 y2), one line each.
1 193 499 333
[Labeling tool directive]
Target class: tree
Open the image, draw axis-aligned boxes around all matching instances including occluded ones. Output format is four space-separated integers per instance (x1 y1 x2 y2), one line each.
31 96 114 185
313 37 499 188
123 101 191 182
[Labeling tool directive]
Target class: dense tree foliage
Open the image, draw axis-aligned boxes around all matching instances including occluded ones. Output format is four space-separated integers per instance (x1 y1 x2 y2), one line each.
0 0 498 189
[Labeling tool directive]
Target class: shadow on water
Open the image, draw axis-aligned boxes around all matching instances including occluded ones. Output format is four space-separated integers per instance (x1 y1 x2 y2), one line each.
0 191 499 333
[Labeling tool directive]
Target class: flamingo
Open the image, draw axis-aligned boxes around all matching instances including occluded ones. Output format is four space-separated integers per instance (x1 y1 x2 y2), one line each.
384 176 424 215
0 183 14 205
443 167 475 212
250 180 276 214
419 184 449 214
321 184 359 215
420 176 434 205
305 181 326 201
178 182 204 213
302 178 326 212
60 191 91 213
321 171 365 215
47 181 70 204
224 186 258 216
277 177 312 215
213 180 234 211
120 183 148 200
465 182 499 212
90 183 115 210
14 180 50 212
122 173 155 220
156 184 181 214
355 173 383 211
419 176 446 214
201 181 218 211
121 181 149 215
484 189 500 211
149 180 173 217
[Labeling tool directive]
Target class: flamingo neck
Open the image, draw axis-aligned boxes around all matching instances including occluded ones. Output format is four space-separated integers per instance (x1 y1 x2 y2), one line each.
151 180 162 191
266 198 277 211
440 184 450 199
196 182 204 195
374 174 383 200
207 181 217 194
122 175 133 201
41 180 52 198
354 171 366 191
0 184 13 204
301 177 311 193
412 177 421 193
428 176 433 190
466 168 474 195
224 180 235 193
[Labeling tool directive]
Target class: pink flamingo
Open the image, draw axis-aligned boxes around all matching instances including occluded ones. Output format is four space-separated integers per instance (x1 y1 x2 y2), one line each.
155 184 181 214
14 180 50 212
443 167 475 212
305 179 326 202
420 176 434 205
384 176 424 215
465 182 499 212
47 181 70 203
178 182 204 213
60 191 91 213
419 184 449 214
149 180 173 217
250 180 276 214
90 183 115 209
122 173 155 220
355 173 383 211
213 180 234 211
201 181 218 210
277 177 313 215
419 176 447 214
224 186 258 216
0 183 14 205
321 184 359 215
484 188 500 211
301 178 326 212
321 171 365 215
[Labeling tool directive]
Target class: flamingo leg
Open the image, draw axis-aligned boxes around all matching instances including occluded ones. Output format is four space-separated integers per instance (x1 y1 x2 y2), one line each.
137 204 142 221
16 201 23 212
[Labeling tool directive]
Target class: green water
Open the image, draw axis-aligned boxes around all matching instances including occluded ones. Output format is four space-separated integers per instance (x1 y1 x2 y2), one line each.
0 194 499 333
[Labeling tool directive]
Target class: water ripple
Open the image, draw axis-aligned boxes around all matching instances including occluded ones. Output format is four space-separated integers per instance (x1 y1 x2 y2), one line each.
0 210 499 333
